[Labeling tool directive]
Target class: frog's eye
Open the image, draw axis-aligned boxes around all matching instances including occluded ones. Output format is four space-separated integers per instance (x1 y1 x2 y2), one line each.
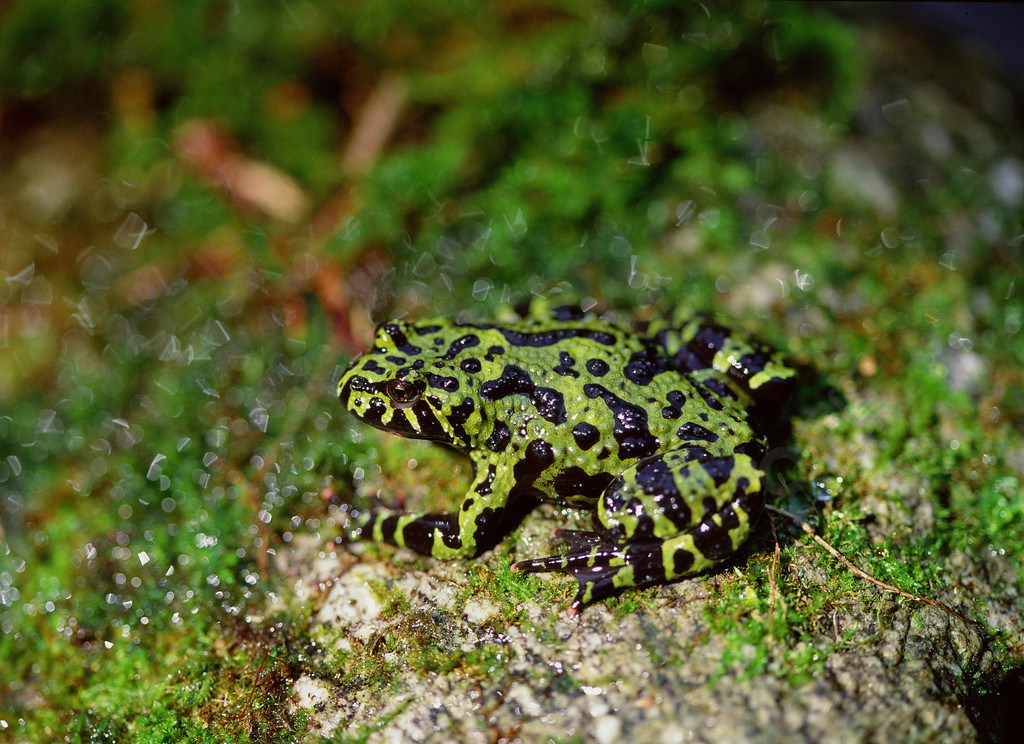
384 378 424 409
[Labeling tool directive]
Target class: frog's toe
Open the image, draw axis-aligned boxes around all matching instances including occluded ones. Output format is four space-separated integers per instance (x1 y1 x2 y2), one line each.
549 528 606 550
514 538 669 610
512 544 625 573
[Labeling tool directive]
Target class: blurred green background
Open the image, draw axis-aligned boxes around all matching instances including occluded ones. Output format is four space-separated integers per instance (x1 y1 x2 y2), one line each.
1 1 1022 741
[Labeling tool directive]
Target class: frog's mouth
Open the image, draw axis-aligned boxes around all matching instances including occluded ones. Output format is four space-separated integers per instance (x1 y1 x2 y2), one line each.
339 375 452 444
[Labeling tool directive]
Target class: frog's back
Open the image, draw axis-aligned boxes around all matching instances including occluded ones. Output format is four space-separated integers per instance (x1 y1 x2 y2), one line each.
443 303 764 472
641 307 798 413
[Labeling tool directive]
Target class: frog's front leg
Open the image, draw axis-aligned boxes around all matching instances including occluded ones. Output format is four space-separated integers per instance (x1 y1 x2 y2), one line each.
342 452 518 560
513 450 764 610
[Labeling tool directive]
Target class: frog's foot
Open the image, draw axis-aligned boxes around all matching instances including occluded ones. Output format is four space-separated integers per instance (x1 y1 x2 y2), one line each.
514 514 748 611
513 531 681 611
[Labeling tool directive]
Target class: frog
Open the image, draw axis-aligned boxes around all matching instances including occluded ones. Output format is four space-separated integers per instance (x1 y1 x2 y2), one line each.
336 299 797 610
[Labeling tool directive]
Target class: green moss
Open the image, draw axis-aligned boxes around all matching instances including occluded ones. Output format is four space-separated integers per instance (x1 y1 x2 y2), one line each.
704 555 839 683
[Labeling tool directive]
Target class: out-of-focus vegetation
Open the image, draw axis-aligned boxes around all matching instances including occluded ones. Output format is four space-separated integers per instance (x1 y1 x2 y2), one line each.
1 1 1022 741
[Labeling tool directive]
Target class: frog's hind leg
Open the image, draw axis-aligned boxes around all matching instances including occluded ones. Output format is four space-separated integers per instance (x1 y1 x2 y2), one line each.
652 312 797 409
514 518 748 611
513 537 665 611
513 453 763 610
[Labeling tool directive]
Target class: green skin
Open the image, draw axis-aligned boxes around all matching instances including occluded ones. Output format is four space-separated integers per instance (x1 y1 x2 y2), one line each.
337 300 796 610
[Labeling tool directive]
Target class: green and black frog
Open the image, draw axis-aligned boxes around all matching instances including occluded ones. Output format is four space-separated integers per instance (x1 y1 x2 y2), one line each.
336 300 797 610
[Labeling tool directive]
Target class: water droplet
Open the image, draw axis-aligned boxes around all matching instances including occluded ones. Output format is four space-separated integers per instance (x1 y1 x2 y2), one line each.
205 319 230 345
114 213 150 251
147 454 166 480
250 408 269 432
5 262 35 289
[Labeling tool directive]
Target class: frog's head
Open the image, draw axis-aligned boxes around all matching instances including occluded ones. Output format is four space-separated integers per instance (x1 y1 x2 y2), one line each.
338 319 478 448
